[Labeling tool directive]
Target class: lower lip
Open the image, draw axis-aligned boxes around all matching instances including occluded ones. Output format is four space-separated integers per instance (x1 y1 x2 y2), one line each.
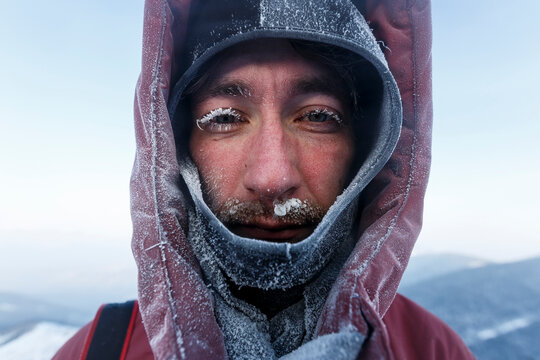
230 225 313 243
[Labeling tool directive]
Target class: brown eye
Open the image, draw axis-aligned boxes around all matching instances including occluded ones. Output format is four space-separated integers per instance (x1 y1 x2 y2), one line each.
294 108 345 134
301 108 342 125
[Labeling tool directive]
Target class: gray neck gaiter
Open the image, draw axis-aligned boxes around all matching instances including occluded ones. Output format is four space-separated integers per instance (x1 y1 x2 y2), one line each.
180 157 366 358
180 158 360 291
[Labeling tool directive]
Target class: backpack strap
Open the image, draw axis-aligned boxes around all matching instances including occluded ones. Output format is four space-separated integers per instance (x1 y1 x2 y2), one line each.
80 300 139 360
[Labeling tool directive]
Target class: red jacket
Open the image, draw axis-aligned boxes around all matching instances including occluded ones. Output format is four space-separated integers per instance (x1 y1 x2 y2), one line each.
55 0 475 358
53 295 473 359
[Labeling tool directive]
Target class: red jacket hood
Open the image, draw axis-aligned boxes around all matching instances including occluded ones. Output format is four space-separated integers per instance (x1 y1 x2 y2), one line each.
130 0 432 358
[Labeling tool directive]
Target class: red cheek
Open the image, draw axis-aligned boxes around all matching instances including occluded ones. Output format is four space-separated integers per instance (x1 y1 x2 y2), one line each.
294 137 354 207
192 138 251 199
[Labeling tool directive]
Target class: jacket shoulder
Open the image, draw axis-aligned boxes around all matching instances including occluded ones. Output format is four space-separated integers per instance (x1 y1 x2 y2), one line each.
52 321 92 360
52 301 153 360
383 293 476 360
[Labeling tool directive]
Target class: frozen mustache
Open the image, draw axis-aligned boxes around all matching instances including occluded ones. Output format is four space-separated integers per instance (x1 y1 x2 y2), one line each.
215 198 326 226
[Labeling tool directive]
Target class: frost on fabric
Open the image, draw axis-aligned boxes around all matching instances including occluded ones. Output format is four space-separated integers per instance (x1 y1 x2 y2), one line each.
186 0 389 74
151 0 406 357
178 150 368 358
180 156 359 291
258 0 384 61
188 193 360 359
280 332 364 360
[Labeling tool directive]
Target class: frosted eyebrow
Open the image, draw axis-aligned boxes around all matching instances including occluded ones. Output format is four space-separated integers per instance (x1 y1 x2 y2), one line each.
195 81 252 103
192 75 349 107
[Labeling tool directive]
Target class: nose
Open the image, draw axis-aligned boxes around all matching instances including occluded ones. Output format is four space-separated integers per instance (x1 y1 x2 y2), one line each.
243 118 301 201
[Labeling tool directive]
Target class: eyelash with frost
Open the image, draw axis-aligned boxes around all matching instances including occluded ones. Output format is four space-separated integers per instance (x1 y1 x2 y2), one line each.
196 107 239 130
196 107 341 131
302 108 343 124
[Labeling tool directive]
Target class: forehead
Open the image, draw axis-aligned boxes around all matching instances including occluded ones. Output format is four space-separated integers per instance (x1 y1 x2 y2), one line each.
212 39 319 73
190 39 349 104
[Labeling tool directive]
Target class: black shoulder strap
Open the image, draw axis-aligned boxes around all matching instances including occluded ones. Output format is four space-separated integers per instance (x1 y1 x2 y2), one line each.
84 300 137 360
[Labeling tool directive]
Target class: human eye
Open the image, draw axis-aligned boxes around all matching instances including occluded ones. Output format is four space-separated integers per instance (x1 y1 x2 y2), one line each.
296 108 344 132
195 107 246 133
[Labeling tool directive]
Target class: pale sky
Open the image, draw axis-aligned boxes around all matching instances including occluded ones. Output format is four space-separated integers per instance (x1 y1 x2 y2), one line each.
1 0 539 307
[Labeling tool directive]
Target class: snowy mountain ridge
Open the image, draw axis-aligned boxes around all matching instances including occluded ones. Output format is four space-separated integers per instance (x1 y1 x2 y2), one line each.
0 292 91 333
0 322 78 360
401 255 540 359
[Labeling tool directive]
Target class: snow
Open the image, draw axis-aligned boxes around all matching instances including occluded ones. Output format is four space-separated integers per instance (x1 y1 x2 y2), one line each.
273 198 303 216
0 322 78 360
0 332 13 346
280 332 364 360
477 317 533 341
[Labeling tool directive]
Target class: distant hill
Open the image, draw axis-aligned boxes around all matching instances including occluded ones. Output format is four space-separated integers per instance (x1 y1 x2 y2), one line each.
0 293 89 359
401 256 540 359
0 292 90 335
400 253 491 287
469 320 540 360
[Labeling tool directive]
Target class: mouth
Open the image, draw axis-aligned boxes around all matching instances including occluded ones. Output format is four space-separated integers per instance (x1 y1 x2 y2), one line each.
228 222 316 243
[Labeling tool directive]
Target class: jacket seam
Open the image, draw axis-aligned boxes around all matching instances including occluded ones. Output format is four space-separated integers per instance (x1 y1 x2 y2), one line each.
148 1 186 359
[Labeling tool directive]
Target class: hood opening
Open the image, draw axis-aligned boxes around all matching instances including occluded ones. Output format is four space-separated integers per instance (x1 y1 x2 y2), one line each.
170 38 384 192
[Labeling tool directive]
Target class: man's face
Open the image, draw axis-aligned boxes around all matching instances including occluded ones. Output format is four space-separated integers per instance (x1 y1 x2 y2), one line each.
189 39 355 243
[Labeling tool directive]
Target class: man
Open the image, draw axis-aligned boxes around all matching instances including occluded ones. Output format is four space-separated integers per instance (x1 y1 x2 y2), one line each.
55 0 474 359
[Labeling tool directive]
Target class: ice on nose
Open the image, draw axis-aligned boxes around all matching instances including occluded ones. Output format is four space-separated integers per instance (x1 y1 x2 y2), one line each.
273 198 303 216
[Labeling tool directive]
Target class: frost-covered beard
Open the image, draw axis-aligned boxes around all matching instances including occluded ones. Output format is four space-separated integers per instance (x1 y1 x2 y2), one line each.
196 164 330 243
